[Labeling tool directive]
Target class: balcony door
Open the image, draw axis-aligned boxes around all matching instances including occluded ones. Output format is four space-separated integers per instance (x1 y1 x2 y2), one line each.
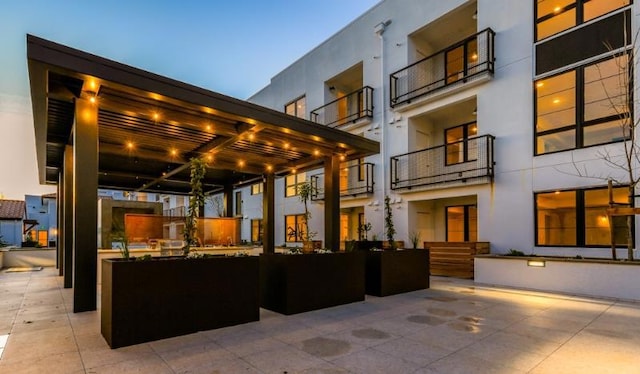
446 205 477 242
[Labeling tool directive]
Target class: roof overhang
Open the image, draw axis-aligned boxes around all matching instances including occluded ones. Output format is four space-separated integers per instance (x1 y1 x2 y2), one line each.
26 35 379 194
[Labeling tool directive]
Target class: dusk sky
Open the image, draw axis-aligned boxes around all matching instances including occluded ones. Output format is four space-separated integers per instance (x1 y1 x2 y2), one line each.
0 0 380 199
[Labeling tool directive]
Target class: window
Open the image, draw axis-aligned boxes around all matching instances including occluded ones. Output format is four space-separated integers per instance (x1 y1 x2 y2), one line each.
285 214 306 242
445 122 478 165
285 172 306 197
251 219 263 243
251 183 263 195
235 191 242 216
535 0 630 41
535 186 631 247
446 205 477 242
535 54 630 155
285 96 306 119
358 158 366 182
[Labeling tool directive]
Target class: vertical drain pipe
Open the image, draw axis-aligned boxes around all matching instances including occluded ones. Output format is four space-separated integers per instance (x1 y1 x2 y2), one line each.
375 20 391 226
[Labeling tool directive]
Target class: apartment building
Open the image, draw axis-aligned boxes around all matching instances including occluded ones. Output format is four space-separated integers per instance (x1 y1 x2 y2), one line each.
235 0 637 257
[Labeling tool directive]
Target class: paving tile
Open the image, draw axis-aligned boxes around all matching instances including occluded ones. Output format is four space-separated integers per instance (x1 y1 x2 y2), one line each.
242 345 326 374
85 352 173 374
372 336 452 366
181 357 262 374
331 347 422 374
423 351 526 374
0 350 84 374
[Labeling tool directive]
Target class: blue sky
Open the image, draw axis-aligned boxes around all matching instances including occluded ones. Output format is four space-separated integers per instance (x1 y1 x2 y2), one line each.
1 0 380 99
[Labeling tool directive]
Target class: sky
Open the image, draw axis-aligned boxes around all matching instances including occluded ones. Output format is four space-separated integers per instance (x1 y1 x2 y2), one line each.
0 0 380 199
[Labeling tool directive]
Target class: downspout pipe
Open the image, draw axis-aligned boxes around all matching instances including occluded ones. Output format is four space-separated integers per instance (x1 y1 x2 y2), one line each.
375 20 391 224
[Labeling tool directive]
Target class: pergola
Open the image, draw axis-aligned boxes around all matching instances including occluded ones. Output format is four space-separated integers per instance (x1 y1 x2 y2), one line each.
27 35 379 312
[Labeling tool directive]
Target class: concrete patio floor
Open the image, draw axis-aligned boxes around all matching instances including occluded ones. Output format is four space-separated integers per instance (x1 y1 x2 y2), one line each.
0 267 638 373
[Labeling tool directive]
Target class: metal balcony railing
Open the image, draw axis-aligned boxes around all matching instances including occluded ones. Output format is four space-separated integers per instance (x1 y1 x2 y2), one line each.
310 86 373 128
310 162 374 200
390 134 494 190
163 206 186 218
390 28 495 108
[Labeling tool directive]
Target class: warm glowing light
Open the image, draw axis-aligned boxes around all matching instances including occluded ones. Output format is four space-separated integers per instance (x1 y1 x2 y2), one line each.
339 154 346 161
89 96 96 104
291 168 297 174
126 141 134 149
555 190 560 194
312 136 321 142
283 142 290 150
527 260 546 267
170 149 177 156
205 154 213 162
89 80 97 90
248 132 255 141
238 160 245 167
536 82 544 88
314 149 320 156
553 6 561 13
552 98 560 104
206 125 212 131
471 53 478 60
153 112 159 120
266 165 273 171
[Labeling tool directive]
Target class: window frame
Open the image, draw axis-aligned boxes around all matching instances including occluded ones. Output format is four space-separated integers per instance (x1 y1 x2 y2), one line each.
285 173 306 198
534 53 632 155
234 191 242 216
445 204 477 242
285 214 306 242
535 0 632 42
251 183 263 195
251 219 263 243
445 122 478 166
285 95 307 119
534 185 633 247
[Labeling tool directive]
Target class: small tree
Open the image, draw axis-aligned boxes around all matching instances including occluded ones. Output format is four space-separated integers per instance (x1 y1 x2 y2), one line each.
384 196 396 250
358 222 372 241
206 194 225 217
297 180 317 242
183 157 207 255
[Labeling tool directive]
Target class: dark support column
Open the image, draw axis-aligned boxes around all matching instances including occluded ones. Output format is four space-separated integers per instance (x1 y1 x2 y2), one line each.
324 155 341 251
57 174 63 274
223 184 234 217
63 145 73 288
73 99 98 313
262 173 275 254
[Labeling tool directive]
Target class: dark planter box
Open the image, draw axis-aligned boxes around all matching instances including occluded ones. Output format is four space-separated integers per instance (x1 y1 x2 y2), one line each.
260 252 365 315
101 256 259 348
348 241 383 251
365 249 430 296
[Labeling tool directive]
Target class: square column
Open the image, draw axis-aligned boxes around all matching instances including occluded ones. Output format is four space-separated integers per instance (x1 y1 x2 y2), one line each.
63 145 73 288
57 172 63 275
73 98 98 312
262 173 275 254
324 155 341 251
223 184 234 217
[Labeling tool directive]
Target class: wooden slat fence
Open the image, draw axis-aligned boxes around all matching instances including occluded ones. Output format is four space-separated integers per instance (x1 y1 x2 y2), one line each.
424 242 490 279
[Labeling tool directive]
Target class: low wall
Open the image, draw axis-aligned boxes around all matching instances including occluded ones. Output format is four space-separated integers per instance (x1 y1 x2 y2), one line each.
475 256 640 302
3 248 57 268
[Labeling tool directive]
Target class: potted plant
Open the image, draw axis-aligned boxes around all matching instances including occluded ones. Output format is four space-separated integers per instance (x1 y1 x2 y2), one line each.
297 180 318 253
183 157 207 255
384 195 397 250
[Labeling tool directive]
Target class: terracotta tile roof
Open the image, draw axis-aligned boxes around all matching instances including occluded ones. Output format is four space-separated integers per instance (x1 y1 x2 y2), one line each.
0 200 25 220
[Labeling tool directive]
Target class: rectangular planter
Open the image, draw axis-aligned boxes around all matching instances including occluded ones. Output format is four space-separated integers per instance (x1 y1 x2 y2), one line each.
260 252 365 315
348 241 383 251
102 256 259 348
365 249 430 296
475 256 640 302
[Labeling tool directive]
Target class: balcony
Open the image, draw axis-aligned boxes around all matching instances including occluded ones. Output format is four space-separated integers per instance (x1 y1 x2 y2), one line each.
390 134 494 191
310 86 373 128
390 28 495 108
163 206 186 219
310 162 374 201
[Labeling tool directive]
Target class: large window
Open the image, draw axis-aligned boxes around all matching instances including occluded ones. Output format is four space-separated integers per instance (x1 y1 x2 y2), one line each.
536 0 631 41
535 186 631 247
285 96 306 119
535 54 630 155
285 214 306 242
285 172 306 197
446 205 477 242
251 183 263 195
251 219 263 243
445 122 478 165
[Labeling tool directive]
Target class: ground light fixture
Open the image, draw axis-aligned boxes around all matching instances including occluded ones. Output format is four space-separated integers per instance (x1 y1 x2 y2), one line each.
527 259 546 267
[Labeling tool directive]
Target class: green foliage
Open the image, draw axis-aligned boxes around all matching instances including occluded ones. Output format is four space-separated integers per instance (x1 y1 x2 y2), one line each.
506 249 526 256
384 196 396 250
409 231 421 249
184 157 207 255
111 231 130 260
358 222 372 241
0 235 8 248
136 254 152 261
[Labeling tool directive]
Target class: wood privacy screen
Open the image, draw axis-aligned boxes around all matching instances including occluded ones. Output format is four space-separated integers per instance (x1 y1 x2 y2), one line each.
424 242 490 279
